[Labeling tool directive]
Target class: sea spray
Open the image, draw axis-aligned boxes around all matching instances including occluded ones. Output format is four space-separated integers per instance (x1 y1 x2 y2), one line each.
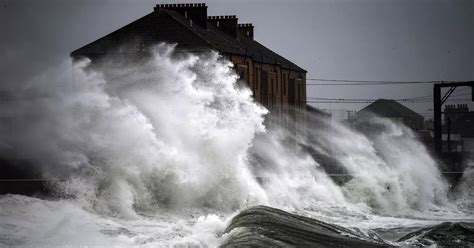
0 44 268 216
0 44 469 246
454 160 474 213
295 114 450 215
246 112 451 216
0 44 453 215
250 126 347 209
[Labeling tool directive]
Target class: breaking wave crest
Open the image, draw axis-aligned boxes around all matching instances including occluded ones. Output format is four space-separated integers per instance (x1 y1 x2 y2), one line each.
0 44 470 246
1 44 270 217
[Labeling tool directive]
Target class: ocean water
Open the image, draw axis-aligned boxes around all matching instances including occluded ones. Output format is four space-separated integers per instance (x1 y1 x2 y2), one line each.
0 44 472 246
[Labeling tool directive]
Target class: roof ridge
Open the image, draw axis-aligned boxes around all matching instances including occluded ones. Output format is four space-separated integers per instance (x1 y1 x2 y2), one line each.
237 34 306 72
205 23 246 54
162 8 305 71
391 100 420 116
362 99 422 118
71 12 156 56
161 9 216 50
165 8 247 55
70 6 307 73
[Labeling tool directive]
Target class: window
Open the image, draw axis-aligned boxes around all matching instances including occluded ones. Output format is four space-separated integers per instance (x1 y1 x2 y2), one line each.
254 66 258 92
297 84 301 106
246 61 251 85
277 77 280 94
256 69 260 91
271 79 274 94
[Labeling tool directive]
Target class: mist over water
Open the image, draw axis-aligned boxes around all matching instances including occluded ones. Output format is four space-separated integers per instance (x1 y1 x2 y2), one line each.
311 117 449 214
0 45 471 246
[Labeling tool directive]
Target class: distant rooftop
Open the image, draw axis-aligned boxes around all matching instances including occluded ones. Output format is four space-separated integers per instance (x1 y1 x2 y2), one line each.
71 3 306 72
357 99 423 120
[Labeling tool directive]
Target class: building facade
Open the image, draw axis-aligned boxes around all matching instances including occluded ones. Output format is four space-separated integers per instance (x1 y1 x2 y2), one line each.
443 104 474 152
71 3 307 119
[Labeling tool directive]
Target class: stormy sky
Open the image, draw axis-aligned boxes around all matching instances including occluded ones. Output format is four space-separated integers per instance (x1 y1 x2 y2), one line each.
1 0 473 120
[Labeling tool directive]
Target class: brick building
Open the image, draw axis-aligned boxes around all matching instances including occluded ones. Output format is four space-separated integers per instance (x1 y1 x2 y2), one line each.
444 104 474 135
443 104 474 152
71 3 307 119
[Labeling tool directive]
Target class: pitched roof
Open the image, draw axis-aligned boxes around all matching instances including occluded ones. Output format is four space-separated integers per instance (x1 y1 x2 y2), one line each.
71 8 306 72
71 10 212 56
357 99 423 120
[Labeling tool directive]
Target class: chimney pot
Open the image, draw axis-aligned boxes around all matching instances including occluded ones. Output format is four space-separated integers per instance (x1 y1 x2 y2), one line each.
237 23 254 39
156 3 208 28
208 15 238 37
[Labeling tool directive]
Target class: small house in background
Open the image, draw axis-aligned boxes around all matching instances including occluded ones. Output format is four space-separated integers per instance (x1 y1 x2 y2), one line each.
71 3 307 121
353 99 424 130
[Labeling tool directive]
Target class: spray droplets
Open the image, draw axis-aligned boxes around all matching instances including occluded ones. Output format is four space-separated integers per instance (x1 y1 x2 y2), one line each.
0 44 459 219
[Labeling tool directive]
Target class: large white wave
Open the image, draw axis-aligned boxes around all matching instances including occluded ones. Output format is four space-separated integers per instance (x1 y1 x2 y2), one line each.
0 44 468 246
306 117 449 214
1 44 268 217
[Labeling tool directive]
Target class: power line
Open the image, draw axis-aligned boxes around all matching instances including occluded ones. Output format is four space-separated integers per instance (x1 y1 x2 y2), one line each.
307 97 427 101
306 101 373 104
306 78 439 85
307 83 426 86
306 98 471 104
306 79 473 86
306 100 471 104
306 93 471 103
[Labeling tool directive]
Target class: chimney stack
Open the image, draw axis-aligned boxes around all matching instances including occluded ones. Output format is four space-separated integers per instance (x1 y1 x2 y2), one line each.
155 3 208 28
238 23 254 39
208 15 238 38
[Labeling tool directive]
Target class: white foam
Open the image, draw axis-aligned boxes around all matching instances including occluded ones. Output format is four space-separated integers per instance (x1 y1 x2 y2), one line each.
1 44 472 246
0 195 230 246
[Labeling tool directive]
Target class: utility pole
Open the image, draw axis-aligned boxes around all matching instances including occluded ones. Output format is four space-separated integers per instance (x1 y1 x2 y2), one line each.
434 84 441 154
